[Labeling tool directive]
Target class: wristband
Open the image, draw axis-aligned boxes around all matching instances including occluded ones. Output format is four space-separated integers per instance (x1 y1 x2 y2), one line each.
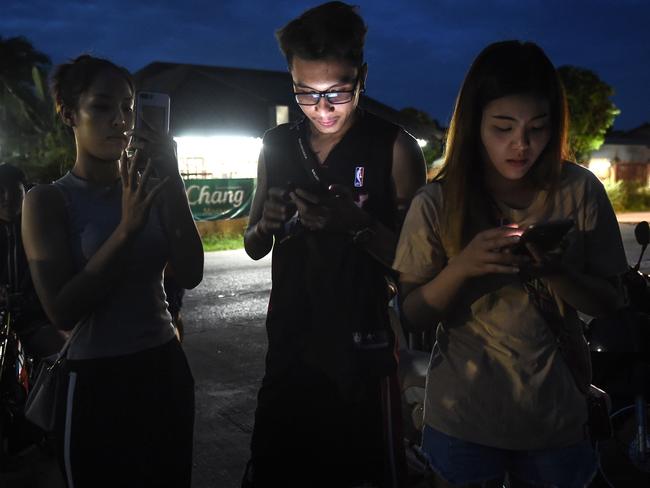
351 226 375 245
350 215 376 245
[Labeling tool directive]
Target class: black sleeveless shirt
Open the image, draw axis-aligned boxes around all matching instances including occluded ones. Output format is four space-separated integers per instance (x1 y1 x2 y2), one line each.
261 110 400 393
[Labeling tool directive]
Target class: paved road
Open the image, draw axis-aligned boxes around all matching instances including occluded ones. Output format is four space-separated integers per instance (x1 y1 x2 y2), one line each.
184 250 271 488
185 222 648 488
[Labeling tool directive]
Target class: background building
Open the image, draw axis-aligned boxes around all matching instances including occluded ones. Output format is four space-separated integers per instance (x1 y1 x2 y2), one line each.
589 124 650 186
135 62 443 227
135 62 431 180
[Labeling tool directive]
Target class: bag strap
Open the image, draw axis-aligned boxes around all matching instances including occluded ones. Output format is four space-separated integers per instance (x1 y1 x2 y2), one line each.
42 318 87 373
523 276 590 393
57 324 83 359
294 119 330 189
47 180 88 366
523 277 568 342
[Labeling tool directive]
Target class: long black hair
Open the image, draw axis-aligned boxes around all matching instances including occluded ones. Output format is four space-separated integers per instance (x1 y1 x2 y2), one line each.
436 40 569 255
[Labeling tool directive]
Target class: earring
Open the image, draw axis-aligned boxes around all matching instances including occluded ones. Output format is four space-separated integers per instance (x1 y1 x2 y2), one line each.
62 112 74 128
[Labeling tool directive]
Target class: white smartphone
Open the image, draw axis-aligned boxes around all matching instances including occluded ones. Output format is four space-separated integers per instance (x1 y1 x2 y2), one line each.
135 91 170 134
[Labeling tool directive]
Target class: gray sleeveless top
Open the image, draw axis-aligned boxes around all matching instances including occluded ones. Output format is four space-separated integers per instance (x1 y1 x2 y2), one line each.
54 172 175 360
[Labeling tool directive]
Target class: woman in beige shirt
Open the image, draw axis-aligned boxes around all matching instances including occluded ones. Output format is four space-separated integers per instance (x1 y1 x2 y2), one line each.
394 41 627 487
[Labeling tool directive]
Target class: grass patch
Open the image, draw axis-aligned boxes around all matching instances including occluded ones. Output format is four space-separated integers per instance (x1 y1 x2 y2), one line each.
202 233 244 252
605 180 650 212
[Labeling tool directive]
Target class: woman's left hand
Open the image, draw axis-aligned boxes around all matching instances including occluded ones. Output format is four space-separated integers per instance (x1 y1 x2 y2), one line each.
522 242 566 277
127 119 179 179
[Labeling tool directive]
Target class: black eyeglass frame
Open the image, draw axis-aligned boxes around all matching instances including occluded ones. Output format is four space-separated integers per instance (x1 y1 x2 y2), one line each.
292 76 364 106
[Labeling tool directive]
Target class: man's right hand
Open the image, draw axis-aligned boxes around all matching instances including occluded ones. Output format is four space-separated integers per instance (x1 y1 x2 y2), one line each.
256 187 295 237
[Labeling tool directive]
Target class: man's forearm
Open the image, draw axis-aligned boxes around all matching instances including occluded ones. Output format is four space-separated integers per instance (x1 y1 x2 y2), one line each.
162 178 204 289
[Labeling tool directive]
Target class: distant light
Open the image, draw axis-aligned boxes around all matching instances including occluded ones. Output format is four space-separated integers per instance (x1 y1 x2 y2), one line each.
417 139 428 148
174 135 262 179
588 158 612 180
275 105 289 126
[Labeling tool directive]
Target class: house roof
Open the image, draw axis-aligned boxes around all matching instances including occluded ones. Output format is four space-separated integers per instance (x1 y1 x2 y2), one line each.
133 62 438 139
605 123 650 146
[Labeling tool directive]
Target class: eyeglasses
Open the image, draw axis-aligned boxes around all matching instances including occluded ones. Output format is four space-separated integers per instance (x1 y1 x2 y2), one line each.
293 78 361 106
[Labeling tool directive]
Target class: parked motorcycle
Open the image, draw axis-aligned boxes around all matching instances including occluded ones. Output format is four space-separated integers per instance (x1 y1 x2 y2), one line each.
387 284 432 487
0 222 65 485
588 220 650 487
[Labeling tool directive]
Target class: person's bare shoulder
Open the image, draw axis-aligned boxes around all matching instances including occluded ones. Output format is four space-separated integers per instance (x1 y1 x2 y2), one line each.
22 184 67 245
24 183 65 208
393 129 426 177
392 129 427 205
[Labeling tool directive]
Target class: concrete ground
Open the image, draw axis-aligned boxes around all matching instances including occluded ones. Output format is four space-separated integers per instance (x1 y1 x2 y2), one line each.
183 250 271 488
615 211 650 224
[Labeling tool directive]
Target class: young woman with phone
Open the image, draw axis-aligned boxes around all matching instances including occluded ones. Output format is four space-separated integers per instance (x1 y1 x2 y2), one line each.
394 41 627 487
21 55 203 486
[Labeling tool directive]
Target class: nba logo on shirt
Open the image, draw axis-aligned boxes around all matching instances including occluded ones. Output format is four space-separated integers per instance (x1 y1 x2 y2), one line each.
354 166 365 188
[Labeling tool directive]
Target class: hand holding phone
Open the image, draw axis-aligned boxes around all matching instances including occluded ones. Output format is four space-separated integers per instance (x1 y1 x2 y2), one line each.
287 182 371 234
258 187 298 241
129 91 178 178
511 219 574 256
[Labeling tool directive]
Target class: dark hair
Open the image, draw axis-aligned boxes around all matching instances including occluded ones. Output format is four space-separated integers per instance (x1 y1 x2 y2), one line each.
435 40 569 255
49 55 134 114
0 163 26 186
276 2 367 67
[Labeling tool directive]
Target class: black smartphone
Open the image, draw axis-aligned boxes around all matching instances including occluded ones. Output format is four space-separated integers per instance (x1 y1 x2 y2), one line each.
282 181 297 203
512 219 574 255
283 180 329 202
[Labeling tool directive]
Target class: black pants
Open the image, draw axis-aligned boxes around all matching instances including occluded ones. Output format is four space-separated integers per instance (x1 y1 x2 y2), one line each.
248 360 401 488
58 339 195 488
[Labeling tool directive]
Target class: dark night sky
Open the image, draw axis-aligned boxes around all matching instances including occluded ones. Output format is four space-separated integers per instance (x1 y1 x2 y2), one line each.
2 0 648 130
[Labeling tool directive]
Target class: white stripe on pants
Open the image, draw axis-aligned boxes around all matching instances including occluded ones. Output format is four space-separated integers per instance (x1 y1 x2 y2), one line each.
64 372 77 488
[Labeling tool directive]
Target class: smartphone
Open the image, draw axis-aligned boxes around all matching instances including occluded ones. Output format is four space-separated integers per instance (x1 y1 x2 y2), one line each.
512 219 574 255
282 181 298 203
135 91 170 134
282 180 329 202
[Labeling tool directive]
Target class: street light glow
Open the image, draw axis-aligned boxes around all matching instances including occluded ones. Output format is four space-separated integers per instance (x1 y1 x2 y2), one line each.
417 139 428 148
174 135 262 179
588 157 612 180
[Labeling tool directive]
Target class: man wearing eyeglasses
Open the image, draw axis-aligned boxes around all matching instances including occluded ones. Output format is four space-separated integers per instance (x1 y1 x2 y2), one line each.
243 3 426 487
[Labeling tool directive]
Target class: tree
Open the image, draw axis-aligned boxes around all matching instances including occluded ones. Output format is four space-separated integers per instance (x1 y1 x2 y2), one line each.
0 35 74 182
557 66 620 163
399 107 445 170
13 118 75 183
0 36 51 132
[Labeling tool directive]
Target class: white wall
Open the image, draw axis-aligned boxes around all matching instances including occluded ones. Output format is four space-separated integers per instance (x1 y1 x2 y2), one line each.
591 143 650 163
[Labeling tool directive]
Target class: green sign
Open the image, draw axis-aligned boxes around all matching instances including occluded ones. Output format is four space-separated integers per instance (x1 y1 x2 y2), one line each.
184 178 255 221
